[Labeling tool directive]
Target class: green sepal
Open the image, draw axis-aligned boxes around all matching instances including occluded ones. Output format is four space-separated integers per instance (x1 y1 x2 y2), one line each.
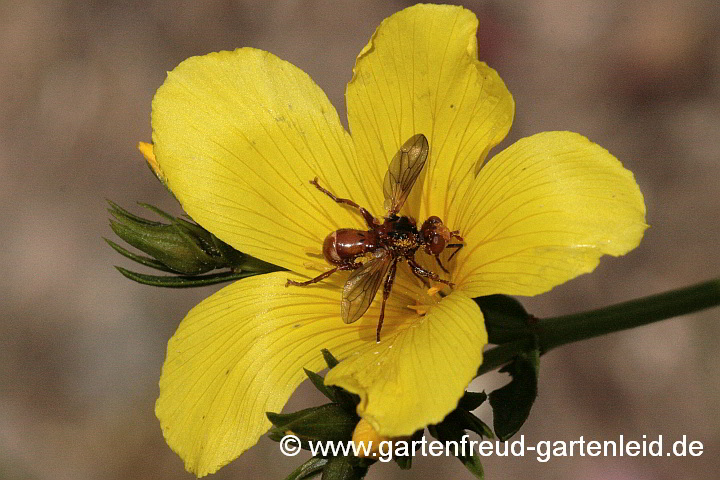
107 200 160 226
305 368 338 402
393 429 424 470
305 353 360 412
104 238 175 272
334 391 361 413
283 457 329 480
427 414 461 443
430 390 492 440
452 391 493 439
320 456 368 480
474 294 533 344
321 349 339 368
428 391 491 479
428 418 484 479
114 267 260 288
458 390 487 411
267 404 359 443
459 453 485 479
233 251 285 274
489 348 540 441
266 427 313 452
141 204 244 267
393 453 412 470
458 409 493 439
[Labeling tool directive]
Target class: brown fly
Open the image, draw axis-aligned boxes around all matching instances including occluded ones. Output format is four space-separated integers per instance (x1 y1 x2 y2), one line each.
286 134 464 342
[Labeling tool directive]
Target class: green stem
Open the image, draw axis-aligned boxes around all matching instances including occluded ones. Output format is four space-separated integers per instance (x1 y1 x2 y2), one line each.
478 278 720 377
539 278 720 351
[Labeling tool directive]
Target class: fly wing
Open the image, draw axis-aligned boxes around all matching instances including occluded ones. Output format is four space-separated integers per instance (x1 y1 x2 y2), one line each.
383 134 429 215
341 250 392 324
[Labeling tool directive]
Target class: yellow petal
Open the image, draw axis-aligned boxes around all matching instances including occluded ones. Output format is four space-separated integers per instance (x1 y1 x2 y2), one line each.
151 48 374 277
156 270 426 476
452 132 648 297
346 4 514 220
325 292 486 437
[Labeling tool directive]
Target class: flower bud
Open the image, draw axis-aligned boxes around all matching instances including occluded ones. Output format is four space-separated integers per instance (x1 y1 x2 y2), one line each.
352 418 393 458
108 201 242 275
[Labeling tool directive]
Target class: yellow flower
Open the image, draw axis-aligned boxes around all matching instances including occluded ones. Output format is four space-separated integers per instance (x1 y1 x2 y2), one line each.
150 4 646 476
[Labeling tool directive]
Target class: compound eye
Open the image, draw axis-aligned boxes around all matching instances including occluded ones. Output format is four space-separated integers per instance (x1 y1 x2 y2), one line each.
429 234 446 255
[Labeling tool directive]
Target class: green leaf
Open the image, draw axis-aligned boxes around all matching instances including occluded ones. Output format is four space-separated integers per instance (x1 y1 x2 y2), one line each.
321 456 367 480
489 349 540 440
283 457 328 480
267 404 358 442
474 294 532 344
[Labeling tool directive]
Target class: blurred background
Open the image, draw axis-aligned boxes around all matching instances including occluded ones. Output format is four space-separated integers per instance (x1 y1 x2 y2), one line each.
1 0 719 479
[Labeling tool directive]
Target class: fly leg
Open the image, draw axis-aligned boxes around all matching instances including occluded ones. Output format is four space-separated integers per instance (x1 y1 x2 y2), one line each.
408 260 432 288
285 262 358 287
376 259 398 343
447 243 464 262
447 231 464 262
407 258 454 287
435 229 465 272
310 177 376 228
433 254 449 274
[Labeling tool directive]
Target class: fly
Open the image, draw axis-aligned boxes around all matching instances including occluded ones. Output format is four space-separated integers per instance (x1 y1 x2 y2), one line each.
286 134 463 342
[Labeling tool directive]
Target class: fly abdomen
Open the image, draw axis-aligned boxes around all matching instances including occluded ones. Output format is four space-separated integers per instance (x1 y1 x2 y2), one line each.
323 229 378 265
